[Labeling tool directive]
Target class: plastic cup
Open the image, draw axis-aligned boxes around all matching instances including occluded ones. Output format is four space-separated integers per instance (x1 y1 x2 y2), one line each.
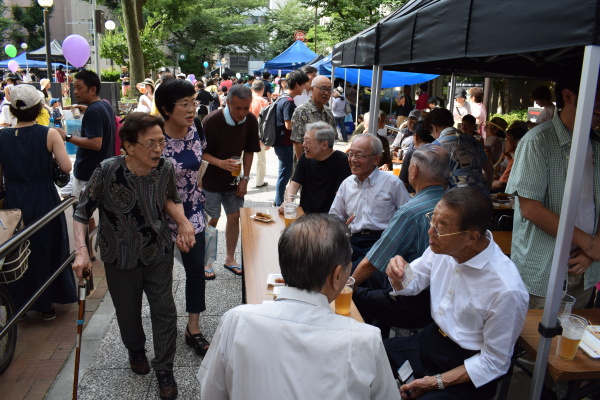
556 314 588 360
558 294 576 318
284 194 299 204
230 156 241 177
335 277 355 315
283 203 298 228
393 163 401 177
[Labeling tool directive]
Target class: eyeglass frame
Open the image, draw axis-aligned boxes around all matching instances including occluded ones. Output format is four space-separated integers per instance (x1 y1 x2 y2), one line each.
346 152 378 160
311 86 333 93
136 139 167 149
424 211 472 238
173 100 200 110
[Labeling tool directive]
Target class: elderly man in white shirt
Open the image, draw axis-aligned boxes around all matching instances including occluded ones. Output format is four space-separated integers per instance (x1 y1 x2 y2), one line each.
330 133 410 286
384 187 528 399
197 213 400 400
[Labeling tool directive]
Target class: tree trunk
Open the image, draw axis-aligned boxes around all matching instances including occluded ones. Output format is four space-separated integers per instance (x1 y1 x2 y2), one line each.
122 0 144 98
502 79 511 114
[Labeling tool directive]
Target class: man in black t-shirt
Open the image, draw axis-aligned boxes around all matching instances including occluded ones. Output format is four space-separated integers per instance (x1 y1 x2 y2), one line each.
262 72 273 103
279 121 351 213
195 81 214 121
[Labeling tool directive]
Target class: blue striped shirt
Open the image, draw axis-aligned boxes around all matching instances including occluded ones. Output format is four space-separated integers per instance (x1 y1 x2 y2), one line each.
367 185 445 271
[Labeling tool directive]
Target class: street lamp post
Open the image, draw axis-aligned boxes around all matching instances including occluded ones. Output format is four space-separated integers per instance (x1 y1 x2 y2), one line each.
37 0 53 80
20 43 28 76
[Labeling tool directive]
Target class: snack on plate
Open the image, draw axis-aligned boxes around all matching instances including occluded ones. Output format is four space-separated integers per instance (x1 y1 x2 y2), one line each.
255 212 274 221
274 277 285 284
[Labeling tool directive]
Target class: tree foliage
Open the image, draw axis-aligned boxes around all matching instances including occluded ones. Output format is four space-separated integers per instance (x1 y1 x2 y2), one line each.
8 0 52 50
263 0 314 59
0 0 13 45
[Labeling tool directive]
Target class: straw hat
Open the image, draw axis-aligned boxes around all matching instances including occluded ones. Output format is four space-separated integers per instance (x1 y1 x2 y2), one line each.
40 78 50 89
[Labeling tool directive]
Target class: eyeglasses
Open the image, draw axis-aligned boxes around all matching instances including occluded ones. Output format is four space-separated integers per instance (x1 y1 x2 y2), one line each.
425 212 472 238
137 140 166 149
173 100 200 110
346 152 377 160
312 86 332 93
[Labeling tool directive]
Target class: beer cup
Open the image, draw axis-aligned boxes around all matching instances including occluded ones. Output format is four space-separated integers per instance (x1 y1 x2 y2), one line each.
556 314 588 360
558 294 576 318
230 156 241 177
335 277 355 315
283 203 298 228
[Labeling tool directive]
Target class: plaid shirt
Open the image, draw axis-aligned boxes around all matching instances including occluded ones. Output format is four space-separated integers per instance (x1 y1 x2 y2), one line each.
506 112 600 297
290 99 335 143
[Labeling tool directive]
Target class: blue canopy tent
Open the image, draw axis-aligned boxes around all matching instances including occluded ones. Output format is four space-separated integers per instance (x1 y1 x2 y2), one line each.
0 52 74 70
258 40 318 76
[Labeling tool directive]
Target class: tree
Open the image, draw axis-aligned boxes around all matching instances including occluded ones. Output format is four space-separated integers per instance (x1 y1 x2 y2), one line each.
8 0 52 50
264 0 314 59
121 0 144 97
0 0 14 45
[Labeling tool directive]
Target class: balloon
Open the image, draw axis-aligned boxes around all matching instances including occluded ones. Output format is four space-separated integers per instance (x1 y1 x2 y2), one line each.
5 44 16 58
8 60 19 73
236 73 241 79
62 35 90 68
203 61 208 68
188 74 195 81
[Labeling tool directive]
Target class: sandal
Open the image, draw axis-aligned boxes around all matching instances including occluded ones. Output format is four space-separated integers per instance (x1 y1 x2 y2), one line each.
223 264 242 276
185 326 210 357
204 267 216 280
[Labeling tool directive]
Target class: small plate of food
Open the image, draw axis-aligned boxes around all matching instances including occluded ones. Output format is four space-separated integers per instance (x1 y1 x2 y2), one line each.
267 273 285 286
250 212 275 223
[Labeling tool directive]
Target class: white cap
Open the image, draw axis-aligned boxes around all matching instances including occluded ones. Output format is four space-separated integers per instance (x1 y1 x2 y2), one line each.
10 85 44 110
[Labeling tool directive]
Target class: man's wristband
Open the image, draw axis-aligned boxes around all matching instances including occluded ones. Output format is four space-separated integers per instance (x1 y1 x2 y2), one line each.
435 374 444 390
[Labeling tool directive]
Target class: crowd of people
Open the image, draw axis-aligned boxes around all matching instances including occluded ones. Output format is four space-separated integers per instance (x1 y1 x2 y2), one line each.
1 60 599 400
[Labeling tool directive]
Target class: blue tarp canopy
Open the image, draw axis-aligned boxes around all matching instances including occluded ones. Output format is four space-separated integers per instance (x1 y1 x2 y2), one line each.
312 54 438 88
0 52 74 70
259 40 318 75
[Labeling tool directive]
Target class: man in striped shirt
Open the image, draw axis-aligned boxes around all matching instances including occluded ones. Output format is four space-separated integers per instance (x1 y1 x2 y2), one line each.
352 144 449 336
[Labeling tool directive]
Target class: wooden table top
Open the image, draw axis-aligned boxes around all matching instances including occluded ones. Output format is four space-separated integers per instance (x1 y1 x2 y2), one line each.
491 231 512 255
240 207 364 322
518 309 600 381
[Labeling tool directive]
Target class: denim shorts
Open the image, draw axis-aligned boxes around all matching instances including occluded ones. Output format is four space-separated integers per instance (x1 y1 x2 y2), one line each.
204 190 244 218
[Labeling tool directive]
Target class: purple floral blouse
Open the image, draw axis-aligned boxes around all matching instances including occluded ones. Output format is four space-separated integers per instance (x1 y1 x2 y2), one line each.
163 123 206 240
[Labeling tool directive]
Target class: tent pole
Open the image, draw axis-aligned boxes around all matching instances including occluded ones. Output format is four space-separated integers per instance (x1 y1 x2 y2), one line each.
529 44 600 400
448 73 456 113
330 65 335 109
356 69 361 120
368 65 383 134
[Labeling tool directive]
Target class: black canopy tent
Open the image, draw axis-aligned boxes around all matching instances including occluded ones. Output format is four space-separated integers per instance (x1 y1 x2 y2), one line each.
27 39 65 63
332 1 600 399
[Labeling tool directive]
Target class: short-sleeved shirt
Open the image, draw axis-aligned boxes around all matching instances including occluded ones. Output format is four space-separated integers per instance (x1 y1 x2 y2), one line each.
292 150 351 213
56 70 66 83
275 94 295 147
74 100 116 181
262 80 273 99
120 72 130 86
202 109 261 192
506 112 600 296
73 157 181 270
395 94 413 117
290 99 335 143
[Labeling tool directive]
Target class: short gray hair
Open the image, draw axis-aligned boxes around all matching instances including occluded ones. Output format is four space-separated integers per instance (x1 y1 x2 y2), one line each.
352 133 382 156
227 84 252 102
306 121 335 148
251 80 264 93
411 144 449 181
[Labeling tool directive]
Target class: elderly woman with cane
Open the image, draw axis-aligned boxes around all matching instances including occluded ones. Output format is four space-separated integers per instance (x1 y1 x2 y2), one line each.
72 113 195 400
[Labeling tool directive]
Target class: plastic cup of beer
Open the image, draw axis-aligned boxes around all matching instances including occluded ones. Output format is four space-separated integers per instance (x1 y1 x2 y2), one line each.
558 294 576 318
230 156 241 177
392 162 401 177
284 194 299 204
283 203 298 228
556 314 588 360
335 277 355 316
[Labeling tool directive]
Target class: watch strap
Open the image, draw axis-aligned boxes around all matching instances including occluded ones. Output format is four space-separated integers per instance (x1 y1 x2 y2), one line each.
435 374 444 390
242 176 250 181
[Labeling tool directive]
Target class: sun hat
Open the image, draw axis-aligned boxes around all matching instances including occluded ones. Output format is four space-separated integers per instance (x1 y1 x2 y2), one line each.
455 89 467 99
487 116 508 132
10 85 44 110
39 78 50 89
408 110 421 120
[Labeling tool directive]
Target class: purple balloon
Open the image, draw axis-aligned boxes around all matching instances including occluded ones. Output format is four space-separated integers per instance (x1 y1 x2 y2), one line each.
62 35 90 68
8 60 19 73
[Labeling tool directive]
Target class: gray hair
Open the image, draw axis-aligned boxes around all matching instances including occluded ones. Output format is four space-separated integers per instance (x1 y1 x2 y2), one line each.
411 144 449 181
227 84 252 102
352 133 383 156
363 109 386 123
306 121 335 148
251 80 264 93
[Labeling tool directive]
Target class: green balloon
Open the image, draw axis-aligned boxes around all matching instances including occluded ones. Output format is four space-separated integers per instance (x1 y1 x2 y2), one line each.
5 45 16 58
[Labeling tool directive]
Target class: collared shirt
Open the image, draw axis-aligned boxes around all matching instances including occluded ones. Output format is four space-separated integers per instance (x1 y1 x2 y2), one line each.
434 126 489 196
330 168 410 233
367 185 444 270
470 101 487 137
390 232 529 388
290 98 335 143
506 112 600 296
331 96 347 118
197 286 400 400
250 93 269 118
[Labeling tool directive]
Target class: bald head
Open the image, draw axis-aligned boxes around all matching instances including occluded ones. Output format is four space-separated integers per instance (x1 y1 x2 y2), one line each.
311 76 332 108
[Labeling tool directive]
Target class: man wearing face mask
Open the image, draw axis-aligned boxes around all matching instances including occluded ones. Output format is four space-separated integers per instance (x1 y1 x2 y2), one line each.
202 85 261 277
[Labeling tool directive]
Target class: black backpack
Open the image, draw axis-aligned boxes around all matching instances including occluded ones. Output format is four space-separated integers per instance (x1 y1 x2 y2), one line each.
258 95 290 146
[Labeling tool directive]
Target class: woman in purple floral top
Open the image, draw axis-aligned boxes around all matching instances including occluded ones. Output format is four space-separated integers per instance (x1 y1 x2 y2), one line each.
156 79 210 357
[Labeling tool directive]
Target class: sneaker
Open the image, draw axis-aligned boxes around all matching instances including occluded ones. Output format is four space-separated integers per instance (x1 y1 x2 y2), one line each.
128 348 150 375
156 370 178 400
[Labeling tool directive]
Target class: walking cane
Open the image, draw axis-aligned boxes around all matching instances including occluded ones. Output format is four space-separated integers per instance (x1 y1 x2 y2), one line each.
72 268 90 400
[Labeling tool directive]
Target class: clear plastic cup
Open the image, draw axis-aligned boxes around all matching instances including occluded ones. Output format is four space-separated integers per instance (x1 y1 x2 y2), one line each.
556 314 588 360
335 277 355 315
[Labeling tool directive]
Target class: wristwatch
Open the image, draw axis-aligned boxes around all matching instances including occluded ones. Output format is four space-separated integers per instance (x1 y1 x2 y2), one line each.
241 176 250 182
65 133 72 142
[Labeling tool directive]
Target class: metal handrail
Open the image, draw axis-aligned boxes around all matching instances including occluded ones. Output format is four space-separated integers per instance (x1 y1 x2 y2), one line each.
0 196 81 339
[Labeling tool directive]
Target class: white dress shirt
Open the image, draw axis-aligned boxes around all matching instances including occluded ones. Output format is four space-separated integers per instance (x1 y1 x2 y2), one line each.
330 167 410 233
198 286 400 400
390 231 529 388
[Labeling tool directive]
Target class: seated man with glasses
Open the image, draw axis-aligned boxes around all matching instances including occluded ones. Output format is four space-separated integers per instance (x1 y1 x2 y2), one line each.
280 121 351 214
330 134 410 274
384 187 528 400
290 75 336 162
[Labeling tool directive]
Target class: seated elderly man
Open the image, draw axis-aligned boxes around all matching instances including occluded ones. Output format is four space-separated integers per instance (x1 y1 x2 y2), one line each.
281 121 351 213
363 109 393 170
391 109 421 156
330 134 410 271
351 144 448 335
384 187 528 399
197 214 401 399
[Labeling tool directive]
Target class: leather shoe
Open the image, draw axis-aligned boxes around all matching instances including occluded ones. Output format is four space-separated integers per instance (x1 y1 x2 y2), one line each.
255 182 268 188
156 370 178 400
129 348 150 375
